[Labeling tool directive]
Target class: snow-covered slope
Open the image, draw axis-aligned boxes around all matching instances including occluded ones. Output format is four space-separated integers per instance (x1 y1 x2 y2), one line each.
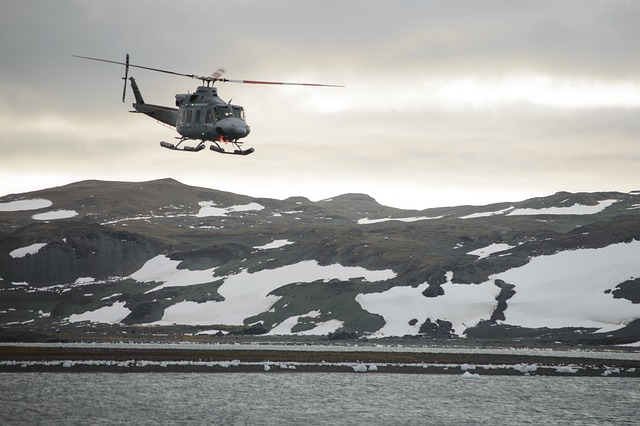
1 179 639 344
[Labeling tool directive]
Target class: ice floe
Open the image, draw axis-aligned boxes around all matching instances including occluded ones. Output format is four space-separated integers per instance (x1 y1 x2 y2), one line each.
10 243 48 258
353 364 368 373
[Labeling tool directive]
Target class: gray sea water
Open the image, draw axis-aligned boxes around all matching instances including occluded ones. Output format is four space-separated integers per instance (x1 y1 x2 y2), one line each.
1 373 639 425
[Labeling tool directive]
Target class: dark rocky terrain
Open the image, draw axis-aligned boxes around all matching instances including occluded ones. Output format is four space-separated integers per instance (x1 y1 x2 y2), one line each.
1 179 639 345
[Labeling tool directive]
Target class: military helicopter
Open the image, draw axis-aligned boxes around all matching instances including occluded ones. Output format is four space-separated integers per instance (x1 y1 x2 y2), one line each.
74 54 343 155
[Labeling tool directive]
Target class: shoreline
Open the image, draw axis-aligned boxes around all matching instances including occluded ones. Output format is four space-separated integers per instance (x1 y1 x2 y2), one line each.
2 343 639 376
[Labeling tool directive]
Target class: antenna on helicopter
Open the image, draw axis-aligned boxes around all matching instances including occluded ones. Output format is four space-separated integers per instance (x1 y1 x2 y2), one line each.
122 54 130 103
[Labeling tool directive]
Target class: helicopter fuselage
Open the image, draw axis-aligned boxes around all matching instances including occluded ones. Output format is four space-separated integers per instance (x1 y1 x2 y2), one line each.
174 86 250 142
128 77 253 154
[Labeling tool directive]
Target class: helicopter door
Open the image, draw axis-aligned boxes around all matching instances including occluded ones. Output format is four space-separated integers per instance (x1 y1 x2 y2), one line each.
177 107 200 137
179 109 194 127
205 109 214 123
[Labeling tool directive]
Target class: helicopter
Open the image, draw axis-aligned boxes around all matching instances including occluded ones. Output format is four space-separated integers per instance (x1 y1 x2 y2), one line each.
74 54 343 155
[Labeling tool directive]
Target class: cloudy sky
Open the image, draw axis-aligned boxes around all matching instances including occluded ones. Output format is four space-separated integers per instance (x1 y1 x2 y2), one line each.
2 0 639 209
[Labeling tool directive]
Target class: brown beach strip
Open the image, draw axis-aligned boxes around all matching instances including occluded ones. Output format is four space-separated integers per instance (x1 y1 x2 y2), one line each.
1 345 639 376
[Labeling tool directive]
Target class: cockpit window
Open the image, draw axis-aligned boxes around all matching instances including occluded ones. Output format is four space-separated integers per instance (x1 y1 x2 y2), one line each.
232 106 245 120
215 105 233 119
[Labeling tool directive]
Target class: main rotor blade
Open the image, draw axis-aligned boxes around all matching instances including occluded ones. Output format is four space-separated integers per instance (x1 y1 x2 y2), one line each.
73 55 200 80
74 55 344 87
221 78 344 88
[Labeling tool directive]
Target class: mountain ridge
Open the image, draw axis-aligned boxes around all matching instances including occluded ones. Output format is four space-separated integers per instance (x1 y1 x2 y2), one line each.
1 179 639 345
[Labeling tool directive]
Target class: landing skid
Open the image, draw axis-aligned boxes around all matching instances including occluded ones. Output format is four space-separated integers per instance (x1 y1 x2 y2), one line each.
160 141 254 155
210 143 254 156
160 141 205 152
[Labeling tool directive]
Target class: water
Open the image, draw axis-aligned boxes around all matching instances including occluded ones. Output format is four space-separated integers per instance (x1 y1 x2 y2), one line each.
1 373 639 425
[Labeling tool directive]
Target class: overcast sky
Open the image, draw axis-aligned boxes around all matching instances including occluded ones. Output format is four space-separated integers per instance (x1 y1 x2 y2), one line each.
1 0 639 209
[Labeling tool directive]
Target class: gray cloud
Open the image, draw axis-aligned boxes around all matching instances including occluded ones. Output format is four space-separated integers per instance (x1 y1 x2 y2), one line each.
1 0 639 208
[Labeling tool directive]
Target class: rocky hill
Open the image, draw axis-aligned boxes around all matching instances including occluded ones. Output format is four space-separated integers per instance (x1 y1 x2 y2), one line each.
1 179 639 345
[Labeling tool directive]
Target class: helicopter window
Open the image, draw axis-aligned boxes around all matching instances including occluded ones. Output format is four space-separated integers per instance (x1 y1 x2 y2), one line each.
186 110 193 123
205 109 214 123
195 110 201 123
215 105 233 119
232 107 245 120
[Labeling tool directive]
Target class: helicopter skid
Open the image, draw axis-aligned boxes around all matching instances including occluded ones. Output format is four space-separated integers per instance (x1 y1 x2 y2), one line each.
160 141 253 155
160 141 205 152
210 144 254 156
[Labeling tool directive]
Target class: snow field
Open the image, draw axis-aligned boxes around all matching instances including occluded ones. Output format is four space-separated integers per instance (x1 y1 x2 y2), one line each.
495 240 640 332
157 260 396 328
358 240 640 338
357 272 501 337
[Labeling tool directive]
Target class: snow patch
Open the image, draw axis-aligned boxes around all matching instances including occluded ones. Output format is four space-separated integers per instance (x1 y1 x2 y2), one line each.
555 366 579 374
0 198 52 211
66 301 130 324
459 207 514 219
129 255 218 293
195 329 229 336
507 199 617 216
10 243 47 258
267 310 344 336
32 210 78 220
254 239 294 250
358 215 444 224
467 243 514 260
196 201 264 217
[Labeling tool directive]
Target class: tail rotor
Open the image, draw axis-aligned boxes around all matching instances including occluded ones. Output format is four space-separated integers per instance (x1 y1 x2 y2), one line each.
121 53 130 103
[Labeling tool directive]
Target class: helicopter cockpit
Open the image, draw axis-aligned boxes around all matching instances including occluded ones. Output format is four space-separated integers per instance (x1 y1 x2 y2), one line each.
215 105 233 119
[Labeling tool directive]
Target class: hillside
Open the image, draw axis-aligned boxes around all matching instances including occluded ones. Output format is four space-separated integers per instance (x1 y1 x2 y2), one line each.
1 179 639 345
